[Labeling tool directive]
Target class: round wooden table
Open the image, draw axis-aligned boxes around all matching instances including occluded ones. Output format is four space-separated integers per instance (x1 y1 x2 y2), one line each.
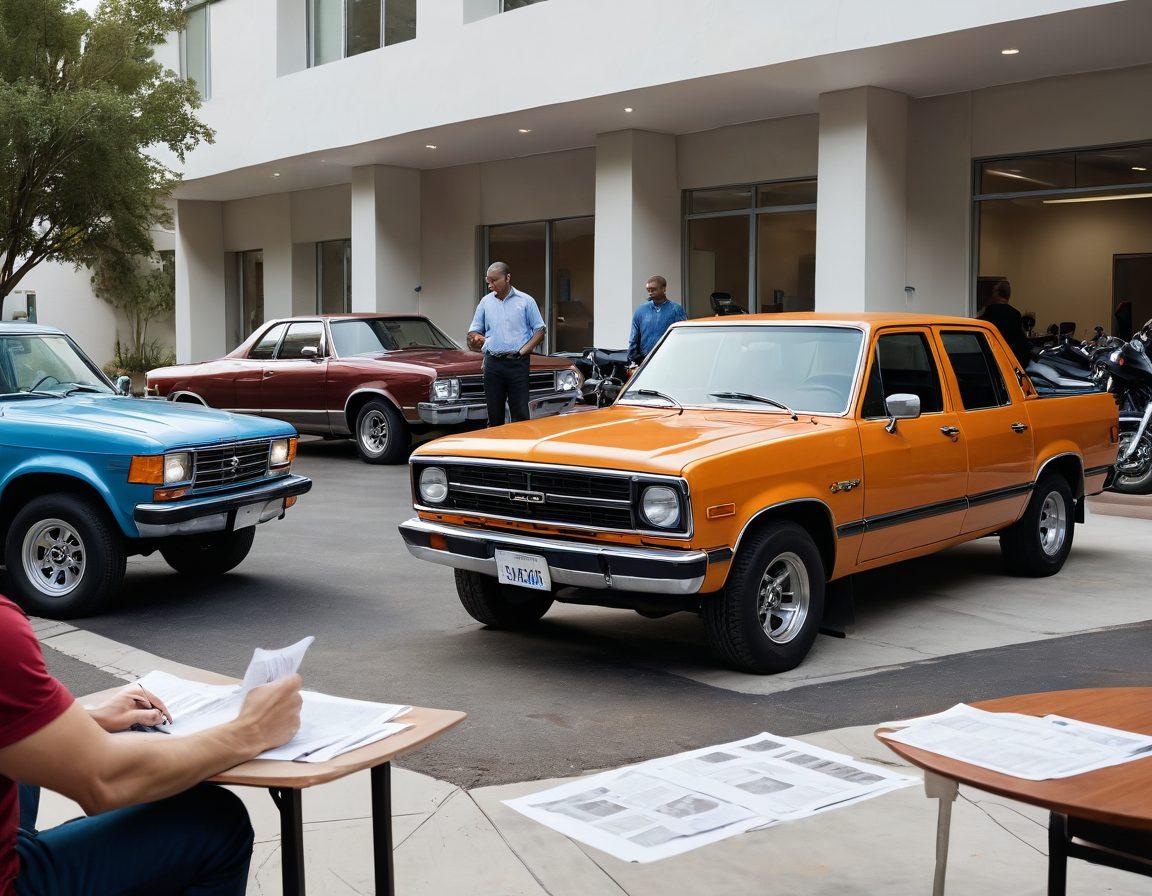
877 688 1152 895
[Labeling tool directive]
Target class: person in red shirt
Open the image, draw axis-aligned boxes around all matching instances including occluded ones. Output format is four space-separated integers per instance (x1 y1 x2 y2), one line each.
0 597 302 895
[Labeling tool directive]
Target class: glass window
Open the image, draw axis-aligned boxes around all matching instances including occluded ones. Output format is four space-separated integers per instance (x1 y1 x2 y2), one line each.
978 155 1076 195
756 180 817 208
688 187 753 215
330 317 456 356
276 322 325 360
551 217 595 353
862 333 944 418
181 3 210 99
755 210 815 313
346 0 381 56
309 0 342 65
502 0 547 10
239 250 264 340
688 215 750 318
317 239 351 314
621 325 863 415
385 0 416 44
941 331 1010 410
1076 146 1152 188
486 221 547 324
248 323 288 360
0 335 110 395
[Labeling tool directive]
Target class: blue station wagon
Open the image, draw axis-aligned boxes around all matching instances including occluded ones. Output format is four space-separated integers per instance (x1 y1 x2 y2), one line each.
0 324 312 617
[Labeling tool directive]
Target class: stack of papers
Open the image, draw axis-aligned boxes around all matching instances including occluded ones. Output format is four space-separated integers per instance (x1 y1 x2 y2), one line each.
130 637 413 763
505 733 915 863
881 703 1152 780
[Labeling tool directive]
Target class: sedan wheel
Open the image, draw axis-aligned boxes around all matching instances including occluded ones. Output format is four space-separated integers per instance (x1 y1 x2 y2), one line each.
354 398 410 464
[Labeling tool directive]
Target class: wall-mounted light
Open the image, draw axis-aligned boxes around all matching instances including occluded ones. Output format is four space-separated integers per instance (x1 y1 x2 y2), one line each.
1000 47 1020 55
518 128 532 134
425 144 438 150
624 106 634 113
272 172 281 177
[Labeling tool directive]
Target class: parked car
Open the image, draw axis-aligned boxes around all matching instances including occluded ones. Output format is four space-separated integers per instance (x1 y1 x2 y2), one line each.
0 324 311 618
399 313 1119 673
147 314 582 464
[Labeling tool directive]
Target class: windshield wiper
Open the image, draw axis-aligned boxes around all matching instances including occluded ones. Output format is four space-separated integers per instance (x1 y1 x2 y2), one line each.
630 389 684 416
62 384 105 397
709 391 798 420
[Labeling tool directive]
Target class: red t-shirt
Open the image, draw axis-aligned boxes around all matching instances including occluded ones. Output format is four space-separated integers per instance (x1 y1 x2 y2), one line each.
0 597 73 895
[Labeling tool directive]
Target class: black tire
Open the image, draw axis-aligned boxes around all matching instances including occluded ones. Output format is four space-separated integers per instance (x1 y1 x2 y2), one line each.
454 569 553 629
160 527 256 576
999 474 1076 577
704 522 825 674
1111 430 1152 495
5 494 125 619
354 399 409 465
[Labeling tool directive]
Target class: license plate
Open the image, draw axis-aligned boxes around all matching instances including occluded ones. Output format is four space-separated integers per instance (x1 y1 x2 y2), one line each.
233 502 263 530
494 549 552 591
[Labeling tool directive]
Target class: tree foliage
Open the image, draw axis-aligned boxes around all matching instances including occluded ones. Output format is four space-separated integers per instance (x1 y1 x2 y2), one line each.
91 246 174 371
0 0 213 314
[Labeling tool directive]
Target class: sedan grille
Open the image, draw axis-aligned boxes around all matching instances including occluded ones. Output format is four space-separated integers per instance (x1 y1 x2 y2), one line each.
457 371 556 401
192 440 272 492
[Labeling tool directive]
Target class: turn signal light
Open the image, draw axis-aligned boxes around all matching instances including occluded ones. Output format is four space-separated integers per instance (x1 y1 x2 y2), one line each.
288 437 298 463
1110 424 1120 444
152 486 189 502
129 456 165 485
706 503 736 520
285 496 298 508
429 533 448 551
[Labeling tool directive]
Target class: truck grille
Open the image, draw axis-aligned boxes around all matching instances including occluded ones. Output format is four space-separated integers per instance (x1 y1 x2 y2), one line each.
415 460 688 535
457 371 556 400
192 440 272 491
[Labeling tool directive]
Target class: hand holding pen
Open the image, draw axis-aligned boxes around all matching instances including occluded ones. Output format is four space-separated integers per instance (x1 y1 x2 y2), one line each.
88 683 174 733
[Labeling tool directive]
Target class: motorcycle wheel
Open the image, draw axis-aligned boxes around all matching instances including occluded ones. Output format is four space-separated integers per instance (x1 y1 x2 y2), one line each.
1111 430 1152 495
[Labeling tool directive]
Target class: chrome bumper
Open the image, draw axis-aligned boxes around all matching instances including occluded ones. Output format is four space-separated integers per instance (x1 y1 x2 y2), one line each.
398 517 708 594
133 474 312 538
417 391 578 426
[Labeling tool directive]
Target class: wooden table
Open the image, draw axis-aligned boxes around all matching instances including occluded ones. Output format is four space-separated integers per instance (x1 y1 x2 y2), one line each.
86 669 466 896
877 688 1152 896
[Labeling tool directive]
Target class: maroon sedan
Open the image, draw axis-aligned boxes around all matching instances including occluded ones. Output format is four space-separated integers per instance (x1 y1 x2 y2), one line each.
146 314 581 463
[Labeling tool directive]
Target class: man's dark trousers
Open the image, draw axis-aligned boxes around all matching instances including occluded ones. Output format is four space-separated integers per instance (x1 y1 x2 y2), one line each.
484 353 531 427
16 783 254 895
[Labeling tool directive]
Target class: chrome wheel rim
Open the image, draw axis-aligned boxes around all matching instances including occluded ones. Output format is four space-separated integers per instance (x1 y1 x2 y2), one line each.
22 519 86 598
1117 433 1152 476
359 410 388 455
756 552 810 644
1038 491 1068 557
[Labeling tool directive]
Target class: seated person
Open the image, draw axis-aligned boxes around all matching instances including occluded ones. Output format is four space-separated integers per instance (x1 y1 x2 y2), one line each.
0 596 302 895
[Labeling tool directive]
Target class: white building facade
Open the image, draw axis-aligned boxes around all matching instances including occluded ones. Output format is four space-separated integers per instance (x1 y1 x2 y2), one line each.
25 0 1152 363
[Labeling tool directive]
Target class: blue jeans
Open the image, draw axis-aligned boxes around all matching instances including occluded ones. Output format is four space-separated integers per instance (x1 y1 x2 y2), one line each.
15 783 253 895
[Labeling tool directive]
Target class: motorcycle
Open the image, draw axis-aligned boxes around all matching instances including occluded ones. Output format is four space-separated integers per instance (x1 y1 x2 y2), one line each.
1096 320 1152 495
555 348 636 407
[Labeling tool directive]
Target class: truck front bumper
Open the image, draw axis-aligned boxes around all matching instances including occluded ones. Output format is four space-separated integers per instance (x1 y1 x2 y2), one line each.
398 517 708 594
133 474 313 538
417 391 578 426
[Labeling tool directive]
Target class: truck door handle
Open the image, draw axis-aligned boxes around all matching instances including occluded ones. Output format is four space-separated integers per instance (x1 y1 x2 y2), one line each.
1010 422 1029 433
940 426 960 437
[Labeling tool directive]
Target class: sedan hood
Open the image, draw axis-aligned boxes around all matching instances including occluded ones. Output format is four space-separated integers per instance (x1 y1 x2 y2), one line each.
414 405 851 475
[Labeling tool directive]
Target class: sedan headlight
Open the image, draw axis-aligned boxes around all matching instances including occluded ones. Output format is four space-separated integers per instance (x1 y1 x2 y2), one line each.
270 438 296 468
163 452 192 484
640 485 681 529
556 367 582 392
431 378 460 401
419 466 449 504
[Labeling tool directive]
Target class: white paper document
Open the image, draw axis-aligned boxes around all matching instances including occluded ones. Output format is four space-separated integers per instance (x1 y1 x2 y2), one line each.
505 733 915 863
880 703 1152 781
130 639 412 763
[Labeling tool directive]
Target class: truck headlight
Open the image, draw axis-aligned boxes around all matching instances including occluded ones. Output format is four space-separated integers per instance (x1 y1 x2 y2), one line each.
270 438 297 468
556 367 582 392
431 378 460 401
419 466 449 504
163 452 192 484
640 485 680 529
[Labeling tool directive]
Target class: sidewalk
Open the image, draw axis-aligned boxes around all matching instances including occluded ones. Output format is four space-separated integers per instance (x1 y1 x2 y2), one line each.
34 626 1148 895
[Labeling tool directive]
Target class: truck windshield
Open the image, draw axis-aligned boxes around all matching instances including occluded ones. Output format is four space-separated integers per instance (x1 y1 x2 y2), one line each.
0 335 112 396
620 325 864 415
330 318 458 356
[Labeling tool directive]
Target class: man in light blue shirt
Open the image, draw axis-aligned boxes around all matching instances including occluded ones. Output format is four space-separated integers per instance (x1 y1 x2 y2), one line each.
467 261 546 426
628 275 687 364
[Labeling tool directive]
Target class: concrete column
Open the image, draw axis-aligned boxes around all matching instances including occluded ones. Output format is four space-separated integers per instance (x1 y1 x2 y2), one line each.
175 200 227 363
593 130 680 345
350 165 421 313
815 87 909 312
263 194 294 323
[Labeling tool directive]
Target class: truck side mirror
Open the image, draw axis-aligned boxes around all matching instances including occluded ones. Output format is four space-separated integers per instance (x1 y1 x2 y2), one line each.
884 393 920 434
300 345 321 361
115 375 133 397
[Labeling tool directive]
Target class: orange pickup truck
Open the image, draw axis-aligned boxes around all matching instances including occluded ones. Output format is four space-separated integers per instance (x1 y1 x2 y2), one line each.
399 314 1118 673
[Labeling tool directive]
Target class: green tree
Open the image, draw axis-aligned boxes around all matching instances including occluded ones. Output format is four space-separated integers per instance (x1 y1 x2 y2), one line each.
91 247 174 371
0 0 213 316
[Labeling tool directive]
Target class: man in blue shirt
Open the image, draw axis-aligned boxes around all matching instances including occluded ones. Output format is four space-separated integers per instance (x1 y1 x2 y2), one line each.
628 275 687 364
467 262 547 426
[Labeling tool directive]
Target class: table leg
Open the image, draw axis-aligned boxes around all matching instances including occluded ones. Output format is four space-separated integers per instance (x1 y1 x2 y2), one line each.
270 787 306 896
372 763 395 896
923 771 959 896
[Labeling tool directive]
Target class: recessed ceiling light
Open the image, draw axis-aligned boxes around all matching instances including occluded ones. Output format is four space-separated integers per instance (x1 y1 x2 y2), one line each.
272 172 281 177
1043 192 1152 204
623 106 634 113
518 128 532 134
425 144 438 150
1000 47 1020 55
1133 166 1148 172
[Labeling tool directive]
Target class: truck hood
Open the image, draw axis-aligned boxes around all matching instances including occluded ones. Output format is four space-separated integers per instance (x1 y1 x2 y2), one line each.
0 394 295 451
414 405 853 475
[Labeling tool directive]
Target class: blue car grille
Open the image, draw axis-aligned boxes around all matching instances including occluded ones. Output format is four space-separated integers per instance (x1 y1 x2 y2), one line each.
191 440 271 492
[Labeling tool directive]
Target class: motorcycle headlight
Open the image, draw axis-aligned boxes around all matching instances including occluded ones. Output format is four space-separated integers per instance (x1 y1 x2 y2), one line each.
163 452 192 484
556 367 582 392
1132 339 1146 354
418 466 449 504
640 485 681 529
431 378 460 401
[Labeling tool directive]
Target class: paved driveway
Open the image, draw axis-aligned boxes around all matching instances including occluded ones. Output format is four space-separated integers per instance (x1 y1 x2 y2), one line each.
44 438 1152 787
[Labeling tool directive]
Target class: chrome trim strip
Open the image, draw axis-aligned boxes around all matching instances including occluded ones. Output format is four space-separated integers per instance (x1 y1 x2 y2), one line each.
1035 451 1085 495
449 482 631 508
414 504 688 540
731 498 837 557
